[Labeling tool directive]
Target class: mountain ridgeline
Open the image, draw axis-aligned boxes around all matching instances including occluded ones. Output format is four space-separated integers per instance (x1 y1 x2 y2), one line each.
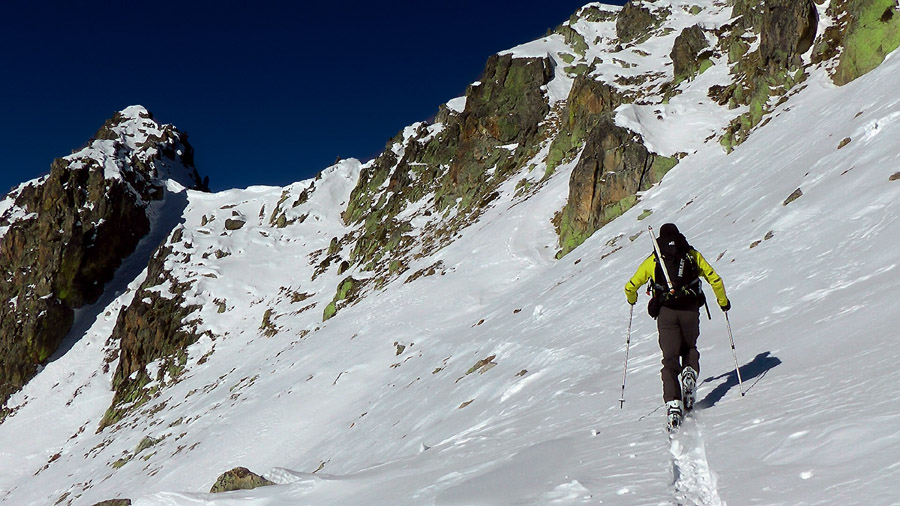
1 0 900 501
2 0 898 423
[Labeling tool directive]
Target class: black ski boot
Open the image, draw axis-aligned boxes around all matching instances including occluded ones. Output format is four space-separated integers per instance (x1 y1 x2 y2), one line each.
666 400 684 432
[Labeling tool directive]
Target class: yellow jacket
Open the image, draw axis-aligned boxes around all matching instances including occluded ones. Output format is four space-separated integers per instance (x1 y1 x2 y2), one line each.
624 250 728 307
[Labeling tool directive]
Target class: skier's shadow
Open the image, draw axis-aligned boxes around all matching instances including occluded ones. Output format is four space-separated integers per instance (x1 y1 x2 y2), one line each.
695 351 781 409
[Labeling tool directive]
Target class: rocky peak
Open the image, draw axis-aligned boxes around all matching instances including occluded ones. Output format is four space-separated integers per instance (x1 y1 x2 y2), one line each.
0 106 206 410
69 105 207 200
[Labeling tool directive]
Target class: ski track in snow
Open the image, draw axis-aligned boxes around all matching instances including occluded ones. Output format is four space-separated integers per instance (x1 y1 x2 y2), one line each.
670 415 723 506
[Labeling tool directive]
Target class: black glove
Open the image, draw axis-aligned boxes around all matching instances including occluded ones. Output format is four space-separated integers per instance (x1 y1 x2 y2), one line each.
720 300 731 312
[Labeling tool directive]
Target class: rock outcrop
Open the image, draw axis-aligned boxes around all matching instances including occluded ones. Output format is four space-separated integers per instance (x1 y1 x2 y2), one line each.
671 25 712 84
815 0 900 85
616 2 662 44
0 106 205 408
556 118 676 258
714 0 820 151
759 0 819 70
100 228 205 428
340 54 553 292
447 54 553 206
209 467 274 493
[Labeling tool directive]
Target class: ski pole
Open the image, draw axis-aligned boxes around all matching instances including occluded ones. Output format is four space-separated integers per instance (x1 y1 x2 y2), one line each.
724 311 745 397
619 304 634 409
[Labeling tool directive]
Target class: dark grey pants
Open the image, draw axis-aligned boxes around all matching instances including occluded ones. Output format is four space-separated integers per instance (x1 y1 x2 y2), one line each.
657 306 701 402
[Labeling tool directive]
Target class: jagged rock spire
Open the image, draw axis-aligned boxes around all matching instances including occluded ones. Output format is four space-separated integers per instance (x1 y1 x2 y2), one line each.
0 106 205 408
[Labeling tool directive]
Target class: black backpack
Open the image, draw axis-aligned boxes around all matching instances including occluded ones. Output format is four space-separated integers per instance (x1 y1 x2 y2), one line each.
648 235 705 315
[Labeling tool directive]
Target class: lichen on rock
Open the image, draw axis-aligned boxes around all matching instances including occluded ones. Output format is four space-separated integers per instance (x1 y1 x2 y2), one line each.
617 2 665 44
713 0 818 151
671 25 712 84
555 117 677 258
820 0 900 86
209 467 274 493
323 276 364 321
339 53 554 292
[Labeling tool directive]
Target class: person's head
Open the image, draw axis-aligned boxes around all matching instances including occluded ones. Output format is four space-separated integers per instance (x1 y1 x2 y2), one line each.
658 223 691 253
659 223 680 238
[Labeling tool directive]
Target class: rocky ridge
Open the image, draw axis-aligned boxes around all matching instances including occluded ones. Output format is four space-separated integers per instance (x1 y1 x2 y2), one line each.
38 0 900 437
0 106 205 409
92 0 900 433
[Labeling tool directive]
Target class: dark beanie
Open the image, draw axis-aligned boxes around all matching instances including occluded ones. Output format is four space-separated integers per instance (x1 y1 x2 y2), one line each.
659 223 680 237
658 223 692 252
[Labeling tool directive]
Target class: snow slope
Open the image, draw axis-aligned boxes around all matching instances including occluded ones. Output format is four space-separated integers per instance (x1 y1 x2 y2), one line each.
2 2 900 506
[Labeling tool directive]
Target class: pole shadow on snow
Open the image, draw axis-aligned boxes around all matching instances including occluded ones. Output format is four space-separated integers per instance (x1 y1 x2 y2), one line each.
695 351 781 410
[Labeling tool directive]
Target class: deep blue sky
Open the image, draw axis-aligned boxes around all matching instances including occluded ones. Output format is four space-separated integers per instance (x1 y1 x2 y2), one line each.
1 1 626 195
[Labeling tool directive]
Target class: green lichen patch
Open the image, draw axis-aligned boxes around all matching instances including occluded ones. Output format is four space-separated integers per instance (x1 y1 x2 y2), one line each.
554 206 594 260
545 132 580 177
833 0 900 85
323 277 362 321
559 52 577 64
135 436 162 455
565 63 591 76
555 25 589 55
111 457 130 469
